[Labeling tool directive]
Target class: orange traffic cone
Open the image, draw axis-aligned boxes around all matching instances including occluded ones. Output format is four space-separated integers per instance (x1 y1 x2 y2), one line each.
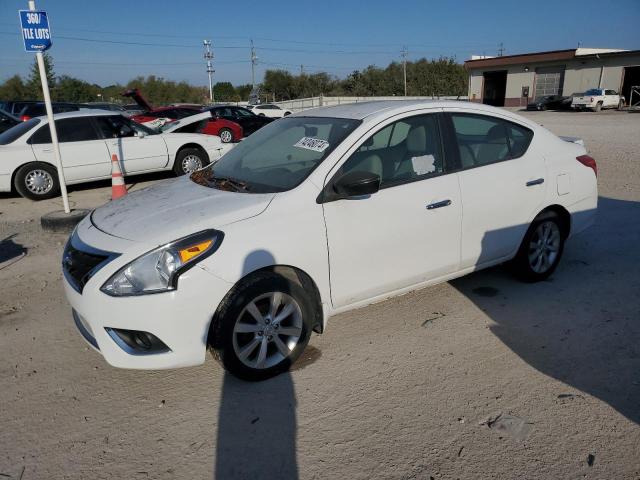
111 154 127 200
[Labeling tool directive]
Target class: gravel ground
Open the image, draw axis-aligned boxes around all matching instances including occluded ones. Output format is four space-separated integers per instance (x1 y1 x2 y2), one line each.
0 110 639 479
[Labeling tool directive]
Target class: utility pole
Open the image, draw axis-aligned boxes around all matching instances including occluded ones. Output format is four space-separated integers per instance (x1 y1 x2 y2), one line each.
498 42 505 57
203 40 214 103
250 39 258 87
401 46 408 96
300 64 304 76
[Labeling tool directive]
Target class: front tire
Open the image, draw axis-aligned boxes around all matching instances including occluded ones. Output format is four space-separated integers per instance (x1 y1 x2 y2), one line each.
510 212 566 282
618 99 625 110
210 272 313 381
14 162 60 200
218 128 233 143
173 147 209 176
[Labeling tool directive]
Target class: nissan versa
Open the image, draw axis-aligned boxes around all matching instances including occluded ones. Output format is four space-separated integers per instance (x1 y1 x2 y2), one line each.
62 101 598 380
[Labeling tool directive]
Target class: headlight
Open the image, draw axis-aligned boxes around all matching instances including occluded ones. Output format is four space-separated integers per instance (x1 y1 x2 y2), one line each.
101 230 223 297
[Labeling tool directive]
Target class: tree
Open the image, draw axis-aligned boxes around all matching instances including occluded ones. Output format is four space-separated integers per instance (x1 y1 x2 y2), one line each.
25 52 55 99
213 82 237 102
0 75 28 101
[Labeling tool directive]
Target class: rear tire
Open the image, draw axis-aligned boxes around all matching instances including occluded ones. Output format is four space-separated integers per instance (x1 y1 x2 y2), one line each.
595 102 602 112
509 211 566 282
173 147 209 176
14 162 60 200
209 271 313 381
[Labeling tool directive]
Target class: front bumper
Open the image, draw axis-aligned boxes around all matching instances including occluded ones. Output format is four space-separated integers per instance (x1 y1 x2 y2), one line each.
63 219 233 369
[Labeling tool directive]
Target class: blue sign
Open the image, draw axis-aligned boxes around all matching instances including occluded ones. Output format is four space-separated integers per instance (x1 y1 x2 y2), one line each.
18 10 52 52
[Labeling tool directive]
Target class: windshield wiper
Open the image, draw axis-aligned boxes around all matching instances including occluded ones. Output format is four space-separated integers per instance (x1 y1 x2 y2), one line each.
190 169 249 192
211 176 249 192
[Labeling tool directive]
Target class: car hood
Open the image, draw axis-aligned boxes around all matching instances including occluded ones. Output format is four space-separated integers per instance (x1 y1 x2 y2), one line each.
91 176 275 245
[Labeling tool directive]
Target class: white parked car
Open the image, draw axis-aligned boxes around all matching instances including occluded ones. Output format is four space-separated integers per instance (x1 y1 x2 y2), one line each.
571 88 624 111
0 110 233 200
63 101 598 380
247 103 292 118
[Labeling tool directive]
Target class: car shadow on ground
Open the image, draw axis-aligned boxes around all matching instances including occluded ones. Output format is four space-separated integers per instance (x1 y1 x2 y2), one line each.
451 196 640 424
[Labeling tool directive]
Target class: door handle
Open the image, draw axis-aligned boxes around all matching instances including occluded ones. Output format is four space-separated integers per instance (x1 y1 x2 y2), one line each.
42 148 53 153
526 178 544 187
426 199 452 210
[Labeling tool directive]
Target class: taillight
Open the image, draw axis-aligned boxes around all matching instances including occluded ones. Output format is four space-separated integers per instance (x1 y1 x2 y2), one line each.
577 155 597 177
590 97 594 102
21 115 30 121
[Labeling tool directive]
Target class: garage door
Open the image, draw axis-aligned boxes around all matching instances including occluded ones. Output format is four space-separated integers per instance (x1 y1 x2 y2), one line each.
534 66 565 97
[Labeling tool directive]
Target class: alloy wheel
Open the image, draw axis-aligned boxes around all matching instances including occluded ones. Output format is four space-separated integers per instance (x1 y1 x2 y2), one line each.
528 221 561 273
219 130 233 143
232 292 303 369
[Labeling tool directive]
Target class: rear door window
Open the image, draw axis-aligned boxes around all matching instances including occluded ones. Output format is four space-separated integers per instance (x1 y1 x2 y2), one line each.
449 113 533 169
31 118 100 144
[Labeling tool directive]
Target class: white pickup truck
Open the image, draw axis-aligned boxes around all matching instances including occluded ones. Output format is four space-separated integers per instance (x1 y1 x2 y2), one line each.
572 88 625 111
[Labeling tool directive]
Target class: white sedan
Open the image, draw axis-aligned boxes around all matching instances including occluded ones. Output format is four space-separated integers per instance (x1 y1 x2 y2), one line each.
63 100 597 380
0 110 233 200
247 103 292 118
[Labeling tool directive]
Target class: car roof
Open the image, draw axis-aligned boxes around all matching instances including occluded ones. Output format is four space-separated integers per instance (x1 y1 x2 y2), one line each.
34 109 123 120
290 100 535 125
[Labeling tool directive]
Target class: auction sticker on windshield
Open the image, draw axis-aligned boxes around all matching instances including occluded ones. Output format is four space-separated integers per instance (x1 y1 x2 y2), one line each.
294 137 330 152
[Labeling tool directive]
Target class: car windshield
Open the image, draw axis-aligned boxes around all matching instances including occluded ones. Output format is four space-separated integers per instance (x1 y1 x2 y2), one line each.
190 116 361 193
0 118 40 145
585 89 602 95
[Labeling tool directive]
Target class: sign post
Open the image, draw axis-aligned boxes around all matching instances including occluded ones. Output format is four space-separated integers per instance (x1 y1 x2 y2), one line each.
19 1 70 214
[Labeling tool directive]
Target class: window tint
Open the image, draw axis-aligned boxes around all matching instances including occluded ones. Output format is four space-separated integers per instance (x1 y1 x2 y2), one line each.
0 118 40 145
173 108 198 119
29 118 99 144
340 114 444 188
57 118 100 142
234 108 252 117
29 125 52 144
95 115 158 138
450 114 533 168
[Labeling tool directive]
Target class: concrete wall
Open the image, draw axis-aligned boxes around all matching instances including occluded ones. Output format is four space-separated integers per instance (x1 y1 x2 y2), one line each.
468 71 483 101
563 54 640 93
467 53 640 105
273 95 469 113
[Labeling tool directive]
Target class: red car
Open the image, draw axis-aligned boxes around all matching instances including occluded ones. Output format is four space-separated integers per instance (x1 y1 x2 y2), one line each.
122 89 243 143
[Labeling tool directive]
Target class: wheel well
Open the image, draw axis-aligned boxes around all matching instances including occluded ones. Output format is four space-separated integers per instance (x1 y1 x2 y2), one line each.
208 265 324 350
255 265 324 334
176 143 209 163
537 204 571 238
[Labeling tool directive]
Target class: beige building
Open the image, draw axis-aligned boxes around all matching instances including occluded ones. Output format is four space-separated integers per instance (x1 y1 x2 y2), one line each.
464 48 640 107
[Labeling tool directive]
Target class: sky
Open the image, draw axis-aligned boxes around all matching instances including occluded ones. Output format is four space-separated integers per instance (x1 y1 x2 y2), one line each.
1 0 639 87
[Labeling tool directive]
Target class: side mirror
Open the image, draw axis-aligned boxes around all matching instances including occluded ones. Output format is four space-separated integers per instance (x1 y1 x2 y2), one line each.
331 170 380 200
135 130 146 138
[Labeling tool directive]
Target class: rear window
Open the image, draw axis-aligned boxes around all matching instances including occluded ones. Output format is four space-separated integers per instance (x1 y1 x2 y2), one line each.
0 118 40 145
584 89 602 96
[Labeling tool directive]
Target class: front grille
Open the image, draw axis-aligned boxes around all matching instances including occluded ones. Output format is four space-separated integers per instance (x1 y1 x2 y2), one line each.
63 241 110 293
